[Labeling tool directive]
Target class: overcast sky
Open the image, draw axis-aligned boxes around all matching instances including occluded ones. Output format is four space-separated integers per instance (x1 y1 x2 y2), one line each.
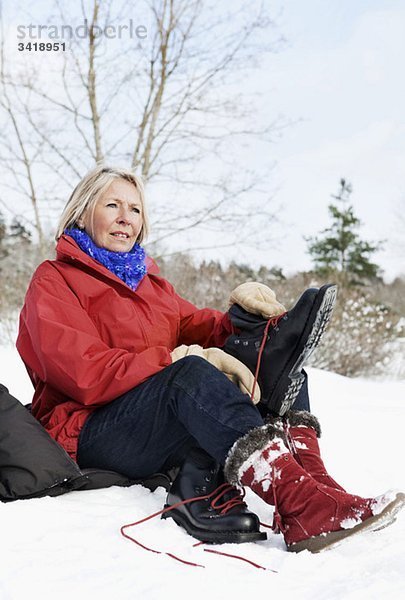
2 1 405 280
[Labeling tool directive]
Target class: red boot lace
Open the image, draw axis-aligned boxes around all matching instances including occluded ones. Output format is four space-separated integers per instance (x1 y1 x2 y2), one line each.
249 312 287 404
121 313 287 571
209 482 247 513
120 483 276 571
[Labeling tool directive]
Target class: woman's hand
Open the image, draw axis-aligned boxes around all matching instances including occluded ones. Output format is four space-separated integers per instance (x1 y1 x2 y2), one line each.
171 344 261 404
229 282 286 319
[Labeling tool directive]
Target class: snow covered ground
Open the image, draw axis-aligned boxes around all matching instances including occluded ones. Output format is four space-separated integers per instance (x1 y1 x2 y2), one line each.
1 345 405 600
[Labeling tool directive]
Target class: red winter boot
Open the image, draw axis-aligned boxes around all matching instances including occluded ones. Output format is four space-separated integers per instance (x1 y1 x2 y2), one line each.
224 424 405 553
283 410 345 492
262 410 344 505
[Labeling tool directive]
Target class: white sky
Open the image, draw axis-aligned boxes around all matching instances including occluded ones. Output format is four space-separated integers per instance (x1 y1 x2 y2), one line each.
256 0 405 280
2 1 405 280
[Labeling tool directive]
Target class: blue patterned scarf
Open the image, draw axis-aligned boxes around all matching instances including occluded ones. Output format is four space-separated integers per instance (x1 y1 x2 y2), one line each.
65 227 147 291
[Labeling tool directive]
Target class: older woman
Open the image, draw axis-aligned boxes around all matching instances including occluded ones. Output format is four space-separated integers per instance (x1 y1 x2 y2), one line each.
17 165 404 553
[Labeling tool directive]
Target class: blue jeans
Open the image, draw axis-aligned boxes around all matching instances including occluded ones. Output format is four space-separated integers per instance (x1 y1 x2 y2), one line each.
77 356 310 479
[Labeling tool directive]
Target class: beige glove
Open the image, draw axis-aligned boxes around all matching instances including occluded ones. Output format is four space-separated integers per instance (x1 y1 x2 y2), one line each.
171 344 261 404
229 282 286 319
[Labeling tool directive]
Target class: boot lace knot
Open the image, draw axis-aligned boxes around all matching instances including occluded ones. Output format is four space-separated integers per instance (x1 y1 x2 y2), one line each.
210 482 247 514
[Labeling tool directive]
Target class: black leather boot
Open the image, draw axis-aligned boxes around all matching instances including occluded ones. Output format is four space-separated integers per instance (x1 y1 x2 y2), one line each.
163 447 266 544
223 284 337 417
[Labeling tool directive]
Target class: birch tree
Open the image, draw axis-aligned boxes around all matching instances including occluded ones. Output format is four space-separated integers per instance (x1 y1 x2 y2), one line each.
0 0 284 257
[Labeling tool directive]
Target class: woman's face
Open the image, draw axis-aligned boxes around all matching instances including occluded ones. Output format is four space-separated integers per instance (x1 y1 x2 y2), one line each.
82 179 143 252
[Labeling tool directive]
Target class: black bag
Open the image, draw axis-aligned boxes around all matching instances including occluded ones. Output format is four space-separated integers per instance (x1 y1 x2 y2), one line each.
0 383 88 501
0 384 172 501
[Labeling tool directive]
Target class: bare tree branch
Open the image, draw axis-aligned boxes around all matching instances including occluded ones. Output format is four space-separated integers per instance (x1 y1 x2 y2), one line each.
0 0 284 258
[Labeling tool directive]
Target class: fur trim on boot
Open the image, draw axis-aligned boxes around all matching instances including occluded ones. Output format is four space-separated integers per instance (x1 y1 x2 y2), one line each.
263 413 283 428
224 424 288 486
225 420 286 509
224 424 287 485
285 410 321 437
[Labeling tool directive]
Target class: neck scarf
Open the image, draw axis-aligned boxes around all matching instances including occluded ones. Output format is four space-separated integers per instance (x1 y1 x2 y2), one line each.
65 227 147 291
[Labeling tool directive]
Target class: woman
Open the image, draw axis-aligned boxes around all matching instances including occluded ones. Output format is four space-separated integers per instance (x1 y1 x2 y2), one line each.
17 165 404 553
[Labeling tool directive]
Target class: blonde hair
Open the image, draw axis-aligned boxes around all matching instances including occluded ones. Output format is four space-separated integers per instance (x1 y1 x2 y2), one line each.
56 165 150 243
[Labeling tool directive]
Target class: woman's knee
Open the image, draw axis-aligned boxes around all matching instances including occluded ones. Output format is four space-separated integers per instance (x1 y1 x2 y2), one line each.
173 355 216 374
168 354 231 395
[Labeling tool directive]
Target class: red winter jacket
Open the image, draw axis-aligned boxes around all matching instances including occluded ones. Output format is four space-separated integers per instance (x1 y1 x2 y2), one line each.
16 235 232 460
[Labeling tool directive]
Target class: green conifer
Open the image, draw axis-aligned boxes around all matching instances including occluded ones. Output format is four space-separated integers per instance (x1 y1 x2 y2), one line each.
306 179 382 286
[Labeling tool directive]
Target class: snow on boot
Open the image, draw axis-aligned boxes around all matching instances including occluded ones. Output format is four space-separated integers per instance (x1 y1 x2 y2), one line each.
263 411 345 496
250 410 344 507
283 410 345 492
223 284 337 417
224 424 405 553
163 447 266 544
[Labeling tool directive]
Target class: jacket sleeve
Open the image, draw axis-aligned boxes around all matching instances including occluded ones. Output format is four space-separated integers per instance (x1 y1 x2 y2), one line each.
17 276 172 407
162 281 233 348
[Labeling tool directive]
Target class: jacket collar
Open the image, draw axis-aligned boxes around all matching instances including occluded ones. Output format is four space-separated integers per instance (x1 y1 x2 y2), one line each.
56 234 160 282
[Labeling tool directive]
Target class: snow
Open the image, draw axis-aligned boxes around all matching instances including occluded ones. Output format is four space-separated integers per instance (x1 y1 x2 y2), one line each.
339 517 362 530
1 347 405 600
237 442 288 489
371 490 398 515
293 440 308 450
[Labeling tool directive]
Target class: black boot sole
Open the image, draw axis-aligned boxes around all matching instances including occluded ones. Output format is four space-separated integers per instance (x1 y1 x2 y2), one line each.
162 506 267 544
269 284 337 416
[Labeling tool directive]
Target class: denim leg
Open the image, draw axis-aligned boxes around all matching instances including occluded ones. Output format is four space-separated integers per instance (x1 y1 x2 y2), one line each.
77 356 264 479
290 369 311 412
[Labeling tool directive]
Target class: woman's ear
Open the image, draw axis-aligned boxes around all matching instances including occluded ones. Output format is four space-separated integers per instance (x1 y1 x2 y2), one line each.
78 207 90 231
